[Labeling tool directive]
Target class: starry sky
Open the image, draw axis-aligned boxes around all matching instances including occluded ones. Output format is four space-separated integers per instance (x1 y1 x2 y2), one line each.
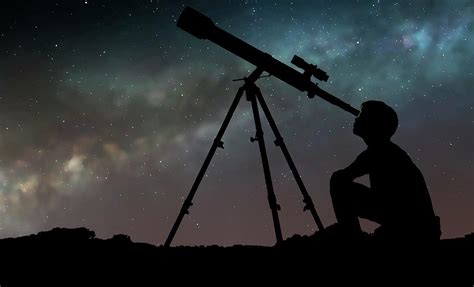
0 0 472 246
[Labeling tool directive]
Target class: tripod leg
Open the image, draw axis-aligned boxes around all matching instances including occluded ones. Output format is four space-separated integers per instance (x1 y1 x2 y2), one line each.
255 90 325 231
247 84 283 244
164 86 246 247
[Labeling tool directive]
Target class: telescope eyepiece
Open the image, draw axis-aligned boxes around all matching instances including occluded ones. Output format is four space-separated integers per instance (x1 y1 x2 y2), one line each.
291 55 329 82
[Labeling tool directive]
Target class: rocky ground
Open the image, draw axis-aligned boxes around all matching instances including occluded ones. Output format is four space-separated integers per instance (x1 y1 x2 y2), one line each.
0 227 472 286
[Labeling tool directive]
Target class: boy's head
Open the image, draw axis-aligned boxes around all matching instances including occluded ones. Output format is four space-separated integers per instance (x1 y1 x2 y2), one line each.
353 100 398 142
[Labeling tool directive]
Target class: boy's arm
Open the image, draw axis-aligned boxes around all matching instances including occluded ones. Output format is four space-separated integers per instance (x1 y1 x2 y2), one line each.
332 151 369 182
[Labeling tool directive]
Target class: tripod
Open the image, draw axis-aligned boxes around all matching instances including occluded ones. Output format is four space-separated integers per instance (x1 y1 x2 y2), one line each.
164 68 325 247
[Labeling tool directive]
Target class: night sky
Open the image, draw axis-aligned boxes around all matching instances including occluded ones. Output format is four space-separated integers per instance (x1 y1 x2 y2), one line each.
0 0 472 246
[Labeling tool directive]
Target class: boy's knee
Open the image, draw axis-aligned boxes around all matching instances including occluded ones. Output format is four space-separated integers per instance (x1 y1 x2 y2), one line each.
330 170 349 189
330 173 349 200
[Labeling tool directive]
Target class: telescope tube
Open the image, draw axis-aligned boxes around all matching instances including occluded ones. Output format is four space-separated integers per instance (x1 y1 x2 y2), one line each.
177 7 360 116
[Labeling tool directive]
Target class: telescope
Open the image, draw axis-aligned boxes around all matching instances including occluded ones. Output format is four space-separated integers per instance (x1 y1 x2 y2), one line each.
165 7 360 247
177 6 359 116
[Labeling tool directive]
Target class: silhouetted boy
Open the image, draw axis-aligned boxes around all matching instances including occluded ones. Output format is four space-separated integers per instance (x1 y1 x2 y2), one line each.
330 100 441 240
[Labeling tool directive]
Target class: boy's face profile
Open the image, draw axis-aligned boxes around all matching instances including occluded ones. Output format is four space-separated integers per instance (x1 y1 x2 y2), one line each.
353 109 368 139
352 101 398 142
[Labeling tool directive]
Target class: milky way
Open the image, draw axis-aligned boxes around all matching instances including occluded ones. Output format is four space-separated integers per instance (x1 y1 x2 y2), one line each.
0 0 472 246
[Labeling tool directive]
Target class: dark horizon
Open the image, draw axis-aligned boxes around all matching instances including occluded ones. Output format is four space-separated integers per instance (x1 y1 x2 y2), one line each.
0 0 472 246
1 227 471 286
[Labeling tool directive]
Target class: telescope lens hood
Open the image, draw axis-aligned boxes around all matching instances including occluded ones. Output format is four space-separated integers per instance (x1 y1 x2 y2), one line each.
177 7 215 40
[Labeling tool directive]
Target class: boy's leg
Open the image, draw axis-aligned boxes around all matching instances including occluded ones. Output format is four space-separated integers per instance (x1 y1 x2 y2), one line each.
330 179 382 232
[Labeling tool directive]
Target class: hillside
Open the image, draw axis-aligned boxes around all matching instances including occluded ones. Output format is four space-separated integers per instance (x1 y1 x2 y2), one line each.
0 227 472 286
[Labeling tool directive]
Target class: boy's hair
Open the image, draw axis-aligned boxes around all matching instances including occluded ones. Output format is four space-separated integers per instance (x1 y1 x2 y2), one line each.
361 101 398 140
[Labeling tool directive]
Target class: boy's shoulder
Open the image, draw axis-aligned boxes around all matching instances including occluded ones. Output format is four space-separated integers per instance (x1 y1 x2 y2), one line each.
366 142 410 160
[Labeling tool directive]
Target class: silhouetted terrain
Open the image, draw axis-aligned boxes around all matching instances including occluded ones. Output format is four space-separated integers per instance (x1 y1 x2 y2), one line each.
0 227 472 286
